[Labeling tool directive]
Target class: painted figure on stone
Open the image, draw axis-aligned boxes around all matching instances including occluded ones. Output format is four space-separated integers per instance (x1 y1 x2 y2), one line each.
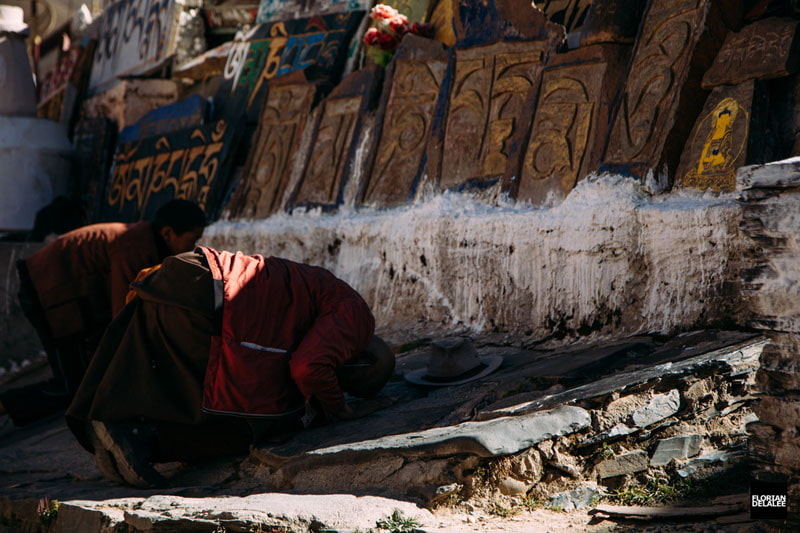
681 96 749 191
697 101 738 173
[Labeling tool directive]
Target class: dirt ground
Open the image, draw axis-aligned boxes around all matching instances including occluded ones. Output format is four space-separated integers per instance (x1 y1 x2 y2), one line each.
381 504 763 532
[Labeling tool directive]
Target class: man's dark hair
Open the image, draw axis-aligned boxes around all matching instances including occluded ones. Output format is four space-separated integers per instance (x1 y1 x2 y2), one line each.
152 199 207 235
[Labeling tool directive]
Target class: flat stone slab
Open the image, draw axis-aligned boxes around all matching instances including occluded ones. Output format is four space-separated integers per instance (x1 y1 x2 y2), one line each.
676 448 744 478
632 390 681 428
59 494 432 532
303 405 591 459
595 451 649 479
479 337 765 421
650 434 703 467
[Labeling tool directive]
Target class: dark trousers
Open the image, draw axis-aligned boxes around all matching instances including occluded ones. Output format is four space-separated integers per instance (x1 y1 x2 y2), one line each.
0 261 98 425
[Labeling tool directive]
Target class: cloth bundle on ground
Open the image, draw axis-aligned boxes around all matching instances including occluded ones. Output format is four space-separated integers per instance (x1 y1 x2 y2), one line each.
66 246 394 488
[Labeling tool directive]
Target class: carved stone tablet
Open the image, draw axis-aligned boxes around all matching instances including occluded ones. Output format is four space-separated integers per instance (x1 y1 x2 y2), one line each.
579 0 646 46
215 11 364 121
439 41 550 191
362 37 447 206
290 69 378 210
89 0 180 93
454 0 565 47
676 81 753 192
228 80 317 218
702 17 800 89
118 95 208 144
103 119 238 222
512 44 631 205
601 0 728 181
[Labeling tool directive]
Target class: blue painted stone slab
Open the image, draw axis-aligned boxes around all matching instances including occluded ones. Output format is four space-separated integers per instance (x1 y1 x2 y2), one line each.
118 94 208 144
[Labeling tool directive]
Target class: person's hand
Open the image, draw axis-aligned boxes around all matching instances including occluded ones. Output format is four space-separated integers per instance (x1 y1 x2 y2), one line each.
333 396 396 420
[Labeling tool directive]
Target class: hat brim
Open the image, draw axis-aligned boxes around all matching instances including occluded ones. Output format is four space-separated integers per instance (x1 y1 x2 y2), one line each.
404 355 503 387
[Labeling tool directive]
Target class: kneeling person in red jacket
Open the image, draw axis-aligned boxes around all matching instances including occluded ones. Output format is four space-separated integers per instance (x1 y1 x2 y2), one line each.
66 246 395 488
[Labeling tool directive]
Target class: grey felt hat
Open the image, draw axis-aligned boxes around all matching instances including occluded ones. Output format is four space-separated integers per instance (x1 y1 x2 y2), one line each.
404 337 502 387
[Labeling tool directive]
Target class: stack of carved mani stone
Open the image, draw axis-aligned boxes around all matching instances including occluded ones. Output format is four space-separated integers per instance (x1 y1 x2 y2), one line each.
738 158 800 532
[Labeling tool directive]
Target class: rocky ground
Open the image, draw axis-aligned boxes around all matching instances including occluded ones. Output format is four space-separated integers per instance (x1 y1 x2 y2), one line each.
0 330 775 532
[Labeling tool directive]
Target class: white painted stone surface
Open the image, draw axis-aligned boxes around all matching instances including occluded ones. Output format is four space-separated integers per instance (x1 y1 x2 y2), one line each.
63 493 432 531
0 117 72 230
737 156 800 190
89 0 179 93
206 175 749 341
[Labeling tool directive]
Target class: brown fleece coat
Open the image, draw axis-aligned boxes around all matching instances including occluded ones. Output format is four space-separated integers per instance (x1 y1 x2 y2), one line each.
24 221 168 338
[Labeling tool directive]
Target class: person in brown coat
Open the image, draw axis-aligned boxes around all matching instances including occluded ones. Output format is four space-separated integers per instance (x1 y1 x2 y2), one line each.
0 199 207 426
66 248 395 488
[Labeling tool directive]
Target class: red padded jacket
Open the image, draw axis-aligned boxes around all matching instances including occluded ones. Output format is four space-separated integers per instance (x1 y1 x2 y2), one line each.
200 246 375 417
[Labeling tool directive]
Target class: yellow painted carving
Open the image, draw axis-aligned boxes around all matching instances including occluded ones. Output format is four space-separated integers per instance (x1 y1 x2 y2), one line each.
682 97 747 191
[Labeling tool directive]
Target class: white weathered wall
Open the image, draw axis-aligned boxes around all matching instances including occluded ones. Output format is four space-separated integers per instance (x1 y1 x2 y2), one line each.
205 175 749 343
0 117 73 231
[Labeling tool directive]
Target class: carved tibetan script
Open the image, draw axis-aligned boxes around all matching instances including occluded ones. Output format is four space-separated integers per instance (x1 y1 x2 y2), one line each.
440 41 548 190
105 120 236 222
517 45 629 205
218 11 363 119
363 58 447 206
603 0 711 173
90 0 178 93
676 81 753 192
702 17 800 88
230 83 317 218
